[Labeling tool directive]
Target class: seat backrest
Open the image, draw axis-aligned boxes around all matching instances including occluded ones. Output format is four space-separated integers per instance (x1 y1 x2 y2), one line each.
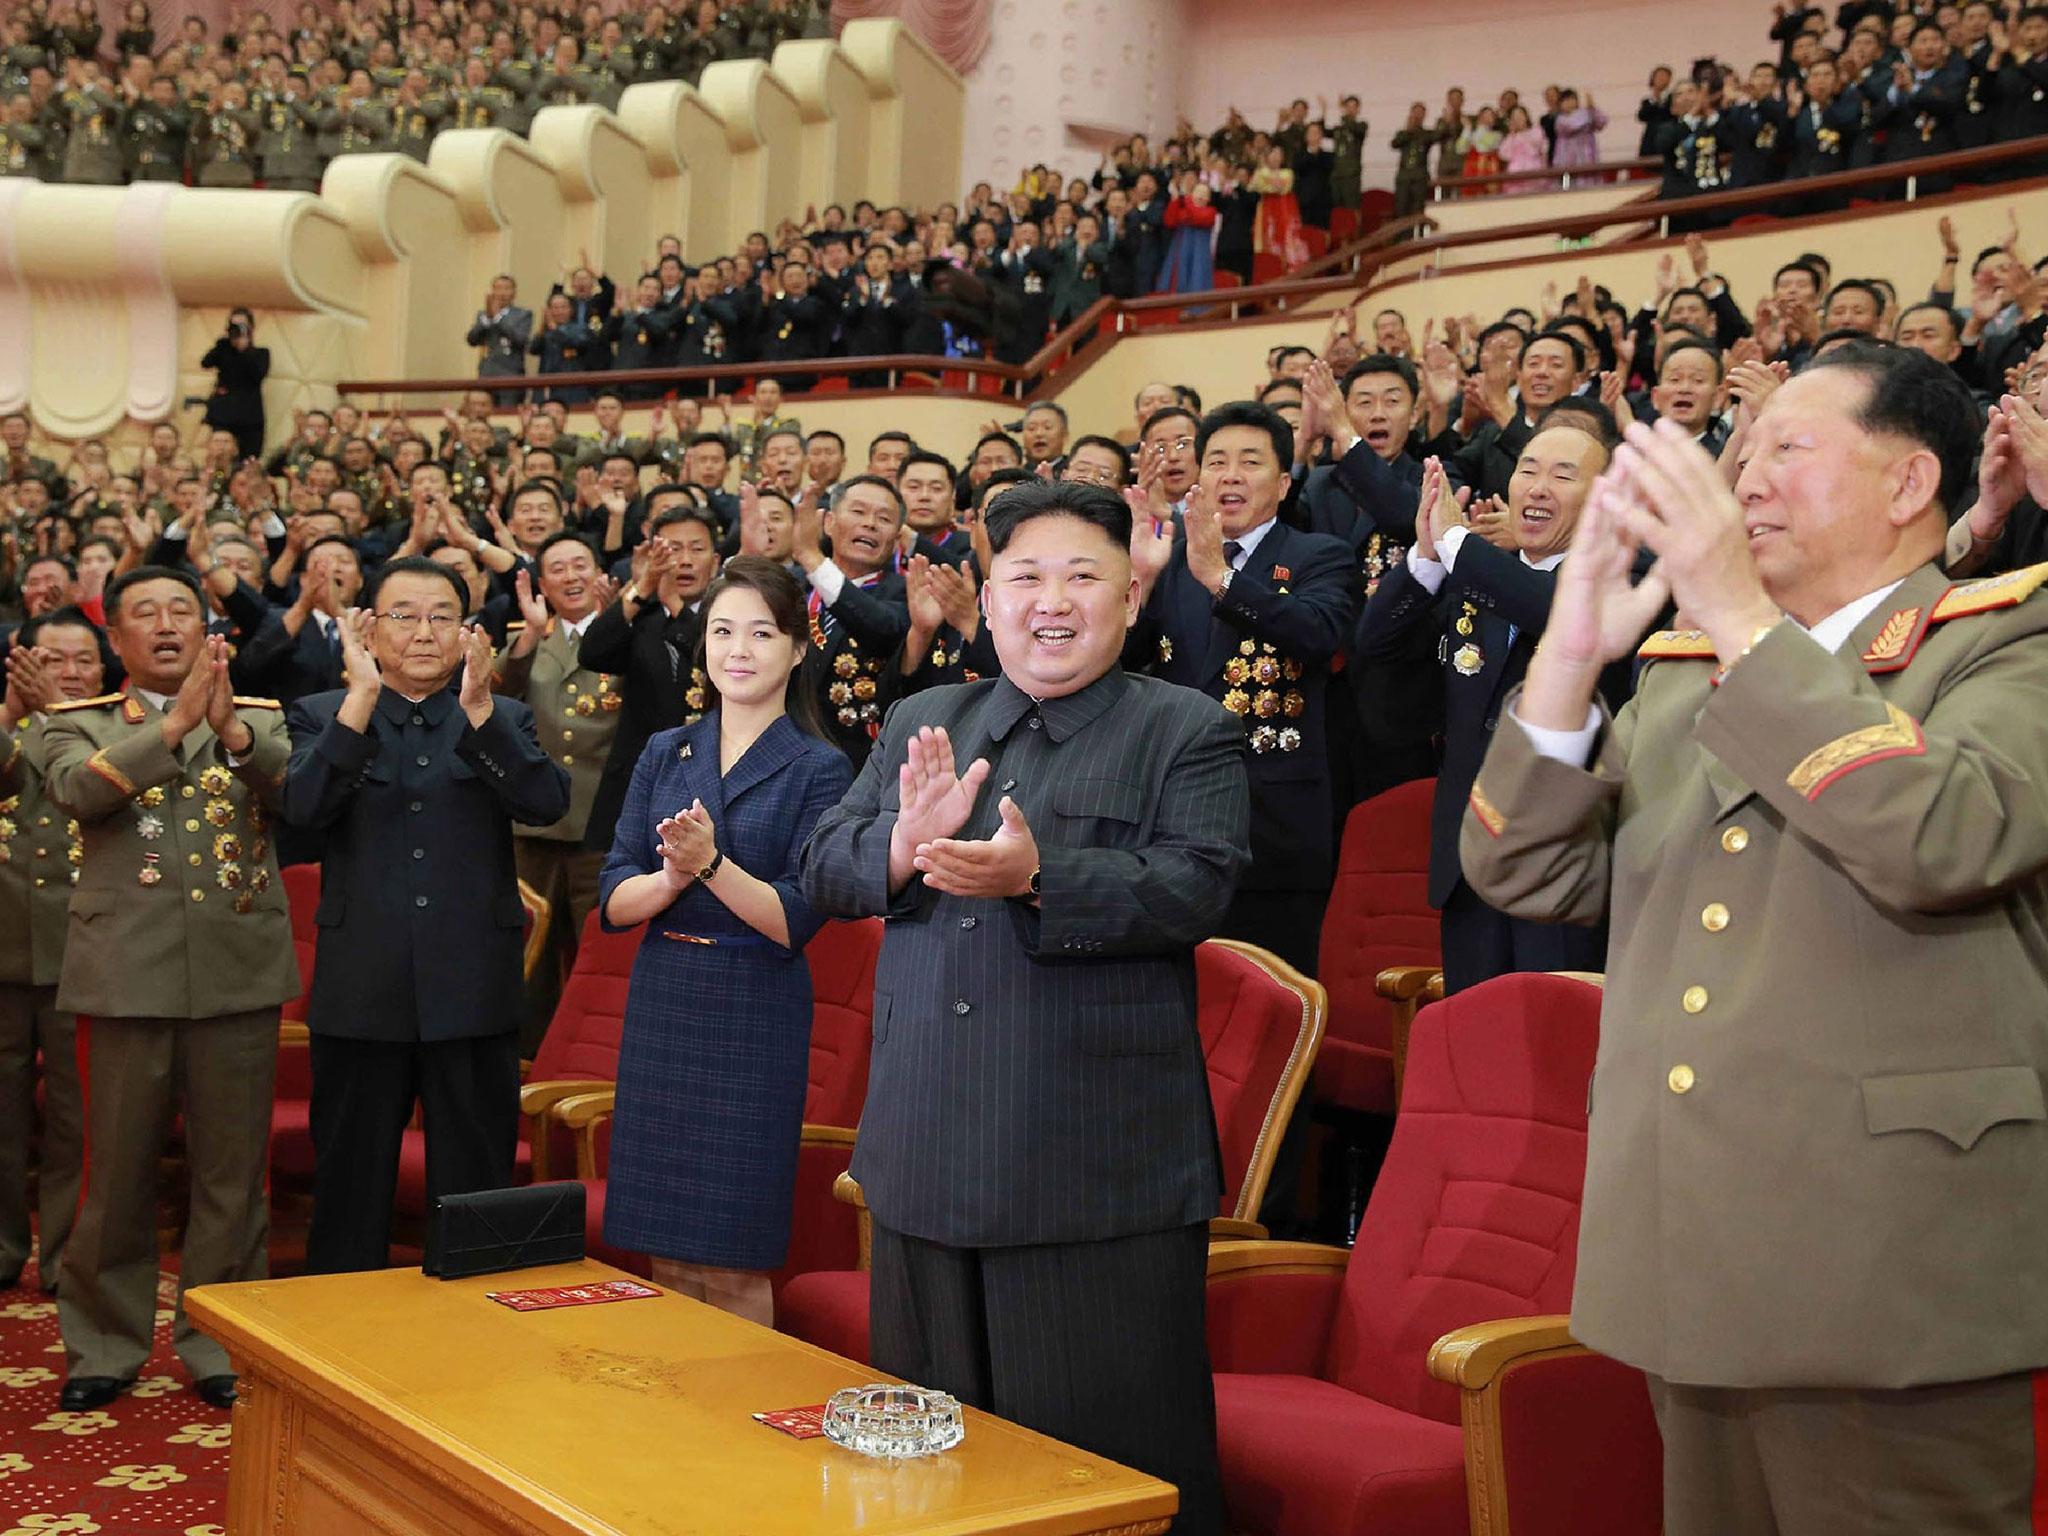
528 908 640 1083
280 862 321 1024
1196 939 1326 1221
1314 779 1439 1112
1323 972 1601 1423
804 917 882 1127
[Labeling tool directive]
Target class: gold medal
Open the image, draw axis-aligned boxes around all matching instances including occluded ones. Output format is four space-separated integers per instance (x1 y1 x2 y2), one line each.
1455 616 1475 636
1239 639 1257 656
1250 725 1279 754
1223 658 1250 686
1281 659 1303 681
1222 688 1251 715
204 798 236 828
684 685 706 711
833 653 859 678
251 867 271 894
828 681 853 706
213 833 242 862
1282 691 1305 718
1158 636 1174 663
575 694 597 716
852 677 876 701
215 861 243 890
233 890 256 914
837 705 860 727
1252 690 1281 718
1453 643 1484 676
1253 656 1280 686
66 844 80 866
138 786 166 808
600 693 621 712
0 817 15 841
198 766 233 795
249 838 269 864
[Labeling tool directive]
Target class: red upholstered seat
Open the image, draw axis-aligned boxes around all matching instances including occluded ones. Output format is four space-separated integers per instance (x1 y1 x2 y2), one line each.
1301 226 1330 260
279 863 319 1025
1251 252 1288 286
1208 972 1603 1536
269 864 322 1184
1358 188 1395 233
777 939 1324 1362
394 908 639 1220
1314 781 1438 1114
1329 206 1362 246
577 918 884 1291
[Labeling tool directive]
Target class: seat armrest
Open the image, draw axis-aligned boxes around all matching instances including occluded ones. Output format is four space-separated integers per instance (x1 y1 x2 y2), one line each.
801 1124 858 1150
278 1021 310 1048
1205 1241 1350 1375
519 1078 614 1182
828 1167 871 1270
1206 1216 1269 1241
552 1088 617 1182
831 1170 867 1209
1375 965 1444 1103
1427 1315 1579 1389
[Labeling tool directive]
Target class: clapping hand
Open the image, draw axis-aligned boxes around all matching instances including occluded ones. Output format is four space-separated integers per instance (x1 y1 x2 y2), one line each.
904 553 944 636
457 622 495 727
887 726 990 891
514 565 550 629
1526 473 1671 691
915 793 1040 901
161 631 222 748
202 635 252 753
655 799 717 887
2 645 55 726
340 606 381 699
1183 480 1230 595
1126 497 1175 593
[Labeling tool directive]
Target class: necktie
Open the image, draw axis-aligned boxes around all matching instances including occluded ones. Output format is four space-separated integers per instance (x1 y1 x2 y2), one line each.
1223 540 1244 570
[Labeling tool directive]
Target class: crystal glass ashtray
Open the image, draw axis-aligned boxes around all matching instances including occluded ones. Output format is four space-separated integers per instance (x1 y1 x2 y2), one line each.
822 1383 966 1458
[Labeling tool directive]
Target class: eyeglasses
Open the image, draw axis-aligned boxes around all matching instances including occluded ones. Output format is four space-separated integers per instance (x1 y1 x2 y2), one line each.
376 610 461 631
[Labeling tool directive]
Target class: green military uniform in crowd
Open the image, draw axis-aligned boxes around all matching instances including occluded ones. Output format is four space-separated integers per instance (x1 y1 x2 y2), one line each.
583 51 634 111
192 105 262 188
0 715 85 1294
493 617 621 1052
493 59 540 132
124 98 189 182
339 95 388 154
370 65 409 99
1330 113 1367 211
311 82 346 159
446 447 503 517
55 84 123 185
1462 560 2048 1530
253 88 326 191
0 115 45 178
43 690 298 1386
389 96 445 160
1 44 45 90
576 430 653 472
449 82 517 129
533 64 590 109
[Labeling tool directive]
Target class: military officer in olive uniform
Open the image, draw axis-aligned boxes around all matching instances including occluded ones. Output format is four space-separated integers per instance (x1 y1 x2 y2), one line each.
44 567 298 1414
448 56 516 129
55 76 123 185
493 528 621 1049
1463 351 2048 1534
0 93 47 178
123 77 188 182
0 610 105 1294
252 73 325 192
192 84 262 188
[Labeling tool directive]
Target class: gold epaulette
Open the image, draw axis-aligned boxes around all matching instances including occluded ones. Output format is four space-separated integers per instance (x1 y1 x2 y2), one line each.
231 696 283 710
45 693 123 714
1635 629 1718 661
1928 562 2048 624
504 620 527 633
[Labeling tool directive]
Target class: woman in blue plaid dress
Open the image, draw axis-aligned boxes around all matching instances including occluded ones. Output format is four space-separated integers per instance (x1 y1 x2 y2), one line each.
598 557 852 1324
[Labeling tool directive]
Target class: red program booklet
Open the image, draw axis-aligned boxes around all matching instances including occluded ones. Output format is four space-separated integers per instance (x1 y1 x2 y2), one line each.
485 1279 663 1311
753 1404 830 1439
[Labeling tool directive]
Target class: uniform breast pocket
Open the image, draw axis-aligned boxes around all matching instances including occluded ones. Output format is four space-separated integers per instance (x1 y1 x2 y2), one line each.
1862 1065 2047 1151
69 889 115 923
1052 777 1147 848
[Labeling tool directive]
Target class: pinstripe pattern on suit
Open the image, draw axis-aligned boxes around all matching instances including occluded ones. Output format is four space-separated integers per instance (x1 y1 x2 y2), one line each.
799 666 1251 1250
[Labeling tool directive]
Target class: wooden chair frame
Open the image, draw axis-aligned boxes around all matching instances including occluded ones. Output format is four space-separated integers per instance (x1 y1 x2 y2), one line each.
1374 964 1444 1104
1427 1315 1601 1536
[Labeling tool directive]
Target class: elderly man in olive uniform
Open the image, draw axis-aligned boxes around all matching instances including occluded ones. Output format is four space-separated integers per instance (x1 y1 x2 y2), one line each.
54 72 123 185
123 76 187 182
494 526 621 1050
252 68 324 192
44 567 297 1414
1462 346 2048 1534
0 609 104 1295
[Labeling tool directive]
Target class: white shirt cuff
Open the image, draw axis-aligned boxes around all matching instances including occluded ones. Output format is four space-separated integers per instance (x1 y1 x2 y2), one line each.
1513 702 1601 767
809 558 847 607
259 513 287 538
1405 542 1448 594
1439 524 1471 570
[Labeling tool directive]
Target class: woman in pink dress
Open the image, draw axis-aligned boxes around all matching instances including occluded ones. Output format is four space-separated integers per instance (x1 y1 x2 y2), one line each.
1250 144 1310 271
1498 105 1550 193
1550 88 1610 176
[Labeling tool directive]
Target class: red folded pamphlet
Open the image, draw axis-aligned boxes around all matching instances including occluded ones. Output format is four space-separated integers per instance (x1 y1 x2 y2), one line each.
485 1279 662 1311
753 1404 829 1439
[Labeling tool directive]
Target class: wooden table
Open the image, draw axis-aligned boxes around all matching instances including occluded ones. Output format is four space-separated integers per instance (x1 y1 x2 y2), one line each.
185 1260 1175 1536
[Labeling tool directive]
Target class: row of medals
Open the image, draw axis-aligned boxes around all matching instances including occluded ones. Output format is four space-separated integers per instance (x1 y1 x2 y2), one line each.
0 795 81 881
824 634 882 730
132 767 274 913
1221 639 1306 755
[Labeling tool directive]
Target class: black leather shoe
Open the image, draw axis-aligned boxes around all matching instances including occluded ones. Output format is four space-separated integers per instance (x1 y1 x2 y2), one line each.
192 1374 237 1409
59 1376 133 1412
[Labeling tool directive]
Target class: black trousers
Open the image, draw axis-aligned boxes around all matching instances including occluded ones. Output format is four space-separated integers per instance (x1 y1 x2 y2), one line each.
870 1220 1223 1536
1439 881 1606 994
305 1033 521 1274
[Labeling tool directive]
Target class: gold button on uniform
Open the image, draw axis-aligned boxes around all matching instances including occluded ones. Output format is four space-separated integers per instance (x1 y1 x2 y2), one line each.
1701 903 1730 932
185 819 201 832
190 888 205 902
187 853 202 867
562 731 574 743
1668 1064 1696 1094
181 785 196 799
1721 826 1749 853
1682 985 1709 1014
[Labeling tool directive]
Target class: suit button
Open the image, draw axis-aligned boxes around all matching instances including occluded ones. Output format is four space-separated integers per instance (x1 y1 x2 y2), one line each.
416 755 431 767
185 819 201 832
1700 903 1730 933
181 786 195 798
562 731 574 742
412 848 425 860
32 877 44 888
32 847 45 859
1668 1064 1696 1094
190 888 205 902
36 815 49 827
1026 715 1041 730
567 682 578 694
959 916 977 930
952 1000 971 1015
409 800 423 812
563 754 574 765
1681 986 1709 1014
1721 826 1749 854
1001 779 1016 792
415 895 429 909
187 853 202 867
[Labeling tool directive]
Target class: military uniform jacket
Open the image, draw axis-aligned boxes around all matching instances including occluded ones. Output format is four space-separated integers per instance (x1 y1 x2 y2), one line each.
0 716 84 987
282 685 570 1042
1460 560 2048 1389
57 85 124 184
42 691 298 1020
1126 519 1358 893
467 305 533 377
494 618 621 843
124 102 189 179
800 668 1250 1247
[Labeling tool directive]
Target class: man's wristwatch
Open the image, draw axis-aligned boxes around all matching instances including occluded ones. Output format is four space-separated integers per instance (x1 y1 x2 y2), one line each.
697 849 725 882
1027 866 1041 899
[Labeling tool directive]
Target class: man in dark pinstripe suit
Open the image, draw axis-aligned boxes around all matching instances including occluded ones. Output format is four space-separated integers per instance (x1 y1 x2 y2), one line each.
802 480 1250 1535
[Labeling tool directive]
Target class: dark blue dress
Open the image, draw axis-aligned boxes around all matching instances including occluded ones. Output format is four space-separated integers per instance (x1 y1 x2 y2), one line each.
597 712 852 1268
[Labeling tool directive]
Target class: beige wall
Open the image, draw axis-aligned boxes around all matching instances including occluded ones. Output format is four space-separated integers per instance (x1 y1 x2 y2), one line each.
842 18 963 211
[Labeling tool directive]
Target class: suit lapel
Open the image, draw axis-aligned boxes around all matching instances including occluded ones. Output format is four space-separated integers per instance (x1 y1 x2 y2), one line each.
674 714 722 824
720 715 803 808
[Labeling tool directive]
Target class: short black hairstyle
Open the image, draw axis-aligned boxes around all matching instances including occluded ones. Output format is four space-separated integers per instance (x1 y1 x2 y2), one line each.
758 426 804 452
1806 341 1979 515
1477 320 1529 357
18 604 116 677
1194 400 1294 468
1531 326 1591 374
1665 284 1712 313
1894 300 1960 336
1813 326 1887 353
1341 354 1421 400
649 504 722 542
1063 434 1132 485
805 428 846 452
1174 384 1204 413
867 429 915 455
510 477 565 515
1271 345 1315 369
686 431 732 454
1256 378 1304 403
1021 400 1069 426
1774 259 1826 292
833 473 907 518
534 529 600 567
972 466 1037 511
521 446 563 473
305 533 360 564
1533 397 1622 450
971 431 1023 462
1658 336 1725 380
105 565 204 620
1139 404 1200 441
983 477 1131 558
21 552 75 582
898 449 956 481
1826 278 1886 315
367 555 470 614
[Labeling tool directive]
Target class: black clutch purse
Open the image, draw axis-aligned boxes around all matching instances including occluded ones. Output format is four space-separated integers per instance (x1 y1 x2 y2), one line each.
423 1181 586 1281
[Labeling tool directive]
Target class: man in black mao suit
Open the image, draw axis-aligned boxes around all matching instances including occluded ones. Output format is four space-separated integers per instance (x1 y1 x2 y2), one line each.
1127 401 1358 977
1354 427 1629 992
791 476 912 770
282 558 570 1274
802 480 1250 1536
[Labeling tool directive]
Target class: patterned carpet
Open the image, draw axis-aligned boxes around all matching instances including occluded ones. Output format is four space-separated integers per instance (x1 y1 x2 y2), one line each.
0 1264 231 1536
